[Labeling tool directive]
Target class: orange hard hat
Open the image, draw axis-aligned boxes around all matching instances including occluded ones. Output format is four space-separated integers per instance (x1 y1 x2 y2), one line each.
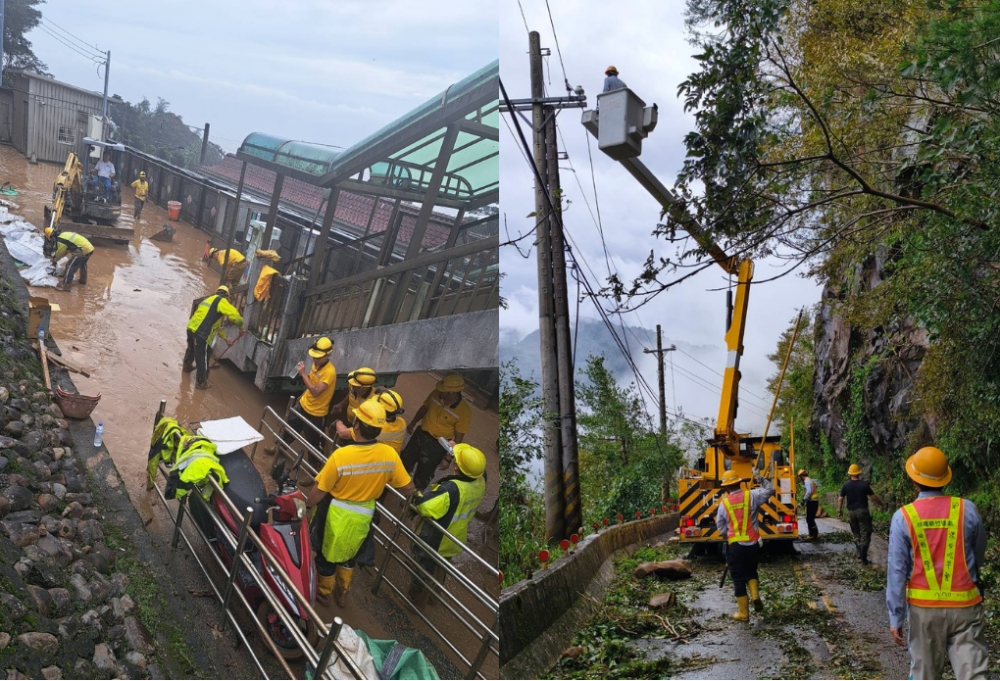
906 447 952 487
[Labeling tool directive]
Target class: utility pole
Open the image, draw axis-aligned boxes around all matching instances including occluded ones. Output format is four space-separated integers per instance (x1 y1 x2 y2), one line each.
644 325 676 501
199 123 211 165
643 325 676 438
100 50 111 141
0 0 6 85
529 31 565 544
545 111 582 536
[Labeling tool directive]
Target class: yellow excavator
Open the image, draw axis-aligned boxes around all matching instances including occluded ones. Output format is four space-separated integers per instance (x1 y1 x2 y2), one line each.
582 87 799 552
43 138 133 248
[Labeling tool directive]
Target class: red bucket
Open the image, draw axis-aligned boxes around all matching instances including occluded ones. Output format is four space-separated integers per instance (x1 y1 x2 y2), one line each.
167 200 181 221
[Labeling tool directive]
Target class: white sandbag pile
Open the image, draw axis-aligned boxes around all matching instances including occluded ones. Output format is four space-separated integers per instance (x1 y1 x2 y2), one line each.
0 205 58 287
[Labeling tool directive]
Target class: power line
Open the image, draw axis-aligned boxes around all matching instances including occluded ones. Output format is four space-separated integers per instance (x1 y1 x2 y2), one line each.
40 16 102 55
515 0 530 34
543 0 570 91
37 25 104 64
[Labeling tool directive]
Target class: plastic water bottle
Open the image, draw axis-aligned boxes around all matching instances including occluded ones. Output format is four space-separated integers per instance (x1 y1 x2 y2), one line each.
38 327 45 344
93 422 104 448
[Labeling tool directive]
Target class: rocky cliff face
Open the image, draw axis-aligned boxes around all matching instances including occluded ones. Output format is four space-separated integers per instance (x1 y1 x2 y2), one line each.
813 248 933 461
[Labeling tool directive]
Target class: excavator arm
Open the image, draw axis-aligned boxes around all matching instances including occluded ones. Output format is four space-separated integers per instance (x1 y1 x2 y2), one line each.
46 153 83 231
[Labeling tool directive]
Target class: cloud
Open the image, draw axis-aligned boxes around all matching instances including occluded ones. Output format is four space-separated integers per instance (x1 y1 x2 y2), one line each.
501 0 822 433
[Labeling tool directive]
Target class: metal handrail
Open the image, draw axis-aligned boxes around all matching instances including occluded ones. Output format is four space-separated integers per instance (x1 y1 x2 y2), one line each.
255 404 499 679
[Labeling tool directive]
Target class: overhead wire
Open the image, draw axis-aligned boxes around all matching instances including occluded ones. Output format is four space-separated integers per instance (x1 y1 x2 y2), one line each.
40 16 103 55
543 0 570 92
37 25 105 63
515 0 531 35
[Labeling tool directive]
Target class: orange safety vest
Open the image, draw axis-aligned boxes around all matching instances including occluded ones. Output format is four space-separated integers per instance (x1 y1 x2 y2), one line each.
901 496 982 608
721 490 759 544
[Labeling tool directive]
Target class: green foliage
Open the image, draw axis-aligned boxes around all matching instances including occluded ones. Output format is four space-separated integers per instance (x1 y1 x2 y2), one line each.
3 0 46 76
112 97 224 169
577 355 684 526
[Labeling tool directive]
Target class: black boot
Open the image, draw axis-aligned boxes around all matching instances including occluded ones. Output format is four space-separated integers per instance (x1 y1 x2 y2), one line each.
860 546 869 566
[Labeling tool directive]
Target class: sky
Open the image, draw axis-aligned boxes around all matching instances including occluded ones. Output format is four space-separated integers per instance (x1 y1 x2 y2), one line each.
500 0 823 435
26 0 497 154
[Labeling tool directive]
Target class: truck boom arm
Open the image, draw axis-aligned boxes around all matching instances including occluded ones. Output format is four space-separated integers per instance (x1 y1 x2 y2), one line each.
582 112 751 459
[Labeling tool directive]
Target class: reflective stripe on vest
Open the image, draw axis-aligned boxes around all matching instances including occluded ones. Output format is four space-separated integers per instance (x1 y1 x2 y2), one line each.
722 490 759 544
323 498 376 563
439 477 485 558
337 461 397 477
902 496 982 608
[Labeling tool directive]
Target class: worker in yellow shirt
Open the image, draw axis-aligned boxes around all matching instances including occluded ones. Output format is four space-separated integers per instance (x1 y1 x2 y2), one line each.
130 171 149 221
306 400 414 606
268 337 336 454
44 228 95 292
332 389 407 452
183 285 244 390
329 367 377 428
206 247 247 288
402 374 472 490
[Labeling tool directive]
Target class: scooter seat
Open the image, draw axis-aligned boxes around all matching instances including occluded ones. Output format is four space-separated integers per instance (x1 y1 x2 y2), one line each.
218 449 269 529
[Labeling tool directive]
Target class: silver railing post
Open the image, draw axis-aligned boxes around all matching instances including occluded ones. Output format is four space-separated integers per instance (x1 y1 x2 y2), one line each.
371 493 414 596
315 616 345 677
466 613 498 679
219 506 253 630
170 493 188 551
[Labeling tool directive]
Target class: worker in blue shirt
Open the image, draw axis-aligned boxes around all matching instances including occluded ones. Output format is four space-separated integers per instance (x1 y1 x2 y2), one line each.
602 66 627 93
886 446 988 680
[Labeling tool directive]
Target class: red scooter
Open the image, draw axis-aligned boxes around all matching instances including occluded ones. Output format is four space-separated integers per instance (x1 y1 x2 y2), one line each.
190 448 319 659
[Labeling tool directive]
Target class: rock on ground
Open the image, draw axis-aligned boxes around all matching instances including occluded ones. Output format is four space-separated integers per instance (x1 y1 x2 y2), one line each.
633 559 693 580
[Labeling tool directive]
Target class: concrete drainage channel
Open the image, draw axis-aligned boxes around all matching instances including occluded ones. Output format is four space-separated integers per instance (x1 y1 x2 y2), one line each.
0 238 261 679
499 513 679 679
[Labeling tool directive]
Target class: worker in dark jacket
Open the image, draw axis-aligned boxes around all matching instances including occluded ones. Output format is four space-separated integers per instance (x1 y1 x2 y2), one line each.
837 463 885 565
408 444 487 608
182 285 243 390
44 227 95 291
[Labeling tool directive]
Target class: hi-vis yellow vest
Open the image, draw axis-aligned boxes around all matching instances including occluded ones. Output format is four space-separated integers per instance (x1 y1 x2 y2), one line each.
722 490 759 544
416 476 486 558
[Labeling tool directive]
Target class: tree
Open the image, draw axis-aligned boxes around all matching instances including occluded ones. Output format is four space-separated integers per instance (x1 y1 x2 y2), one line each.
4 0 47 76
111 97 225 169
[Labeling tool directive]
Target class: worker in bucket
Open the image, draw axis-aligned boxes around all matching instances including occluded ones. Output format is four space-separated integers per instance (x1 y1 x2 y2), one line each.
131 171 149 221
886 446 988 679
408 443 487 609
402 374 472 490
45 227 94 292
603 65 627 93
206 247 247 288
715 467 774 621
837 463 885 566
306 400 414 606
264 337 337 456
182 285 244 390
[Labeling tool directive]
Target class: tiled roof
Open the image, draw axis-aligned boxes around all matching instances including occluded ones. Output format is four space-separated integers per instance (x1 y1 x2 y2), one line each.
198 155 453 248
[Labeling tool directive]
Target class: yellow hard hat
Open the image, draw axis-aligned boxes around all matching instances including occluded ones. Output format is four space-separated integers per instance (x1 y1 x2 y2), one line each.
847 463 861 476
139 171 146 178
436 374 465 392
308 336 333 358
353 399 386 428
376 389 403 414
216 285 230 295
348 367 377 387
605 65 618 75
454 443 486 479
797 469 808 477
906 446 952 487
720 470 744 487
44 227 54 238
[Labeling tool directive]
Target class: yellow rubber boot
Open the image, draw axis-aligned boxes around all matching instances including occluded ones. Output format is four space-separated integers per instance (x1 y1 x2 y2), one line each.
748 579 764 612
317 574 335 604
732 595 750 621
334 566 353 608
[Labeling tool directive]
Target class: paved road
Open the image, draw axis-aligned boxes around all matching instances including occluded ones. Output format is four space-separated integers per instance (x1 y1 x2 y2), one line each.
628 517 912 680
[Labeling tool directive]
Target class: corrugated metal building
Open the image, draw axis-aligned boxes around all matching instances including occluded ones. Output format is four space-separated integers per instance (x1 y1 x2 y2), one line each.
6 70 104 164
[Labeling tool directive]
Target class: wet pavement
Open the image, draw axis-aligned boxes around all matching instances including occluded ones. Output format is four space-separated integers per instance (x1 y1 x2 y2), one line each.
0 145 499 678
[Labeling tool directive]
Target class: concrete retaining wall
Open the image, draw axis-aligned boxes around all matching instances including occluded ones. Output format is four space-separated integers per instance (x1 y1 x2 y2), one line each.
499 513 679 678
